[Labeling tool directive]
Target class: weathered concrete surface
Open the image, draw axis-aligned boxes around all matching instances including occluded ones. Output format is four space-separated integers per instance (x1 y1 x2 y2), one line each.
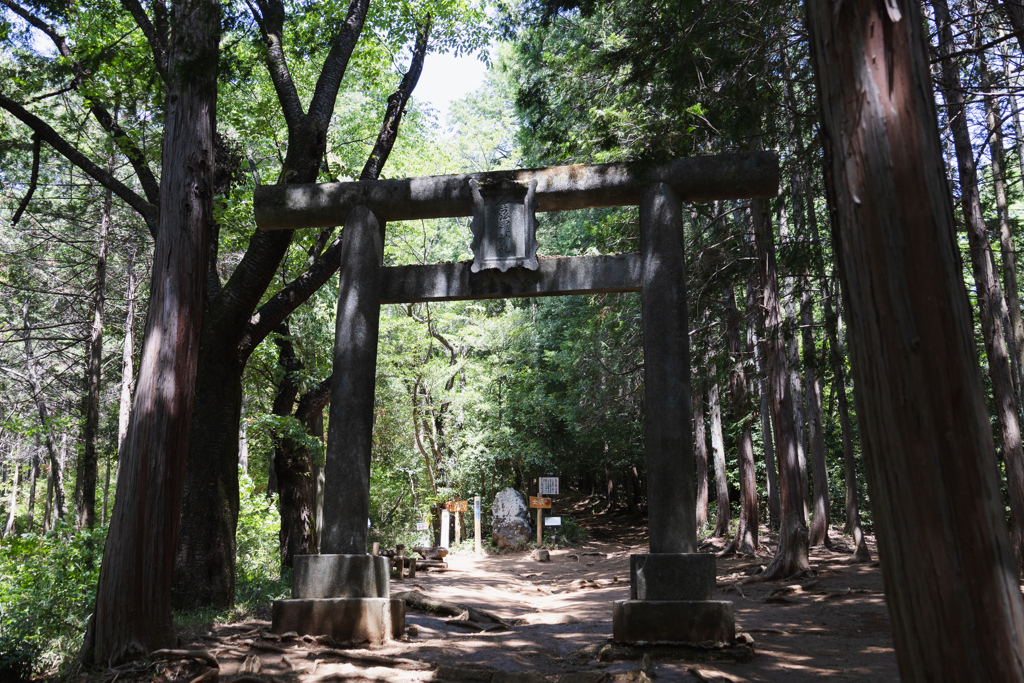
612 600 735 645
379 254 641 304
254 152 779 230
271 597 405 643
322 206 383 555
491 488 532 547
469 178 540 273
640 183 696 554
292 554 390 599
629 554 716 601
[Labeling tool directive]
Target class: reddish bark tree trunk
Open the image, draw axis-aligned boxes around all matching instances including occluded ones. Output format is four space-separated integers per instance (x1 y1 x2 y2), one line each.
694 388 709 529
802 285 830 547
709 383 730 538
932 0 1024 577
754 198 809 579
807 0 1024 676
80 0 218 662
726 285 758 554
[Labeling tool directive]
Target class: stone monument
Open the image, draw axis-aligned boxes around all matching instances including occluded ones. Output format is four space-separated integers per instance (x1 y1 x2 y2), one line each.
491 487 532 547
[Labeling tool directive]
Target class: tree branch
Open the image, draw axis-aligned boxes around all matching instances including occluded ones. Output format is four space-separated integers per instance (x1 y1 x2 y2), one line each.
11 134 40 226
0 92 158 234
360 15 430 181
117 0 169 77
0 0 161 206
247 0 304 131
308 0 371 124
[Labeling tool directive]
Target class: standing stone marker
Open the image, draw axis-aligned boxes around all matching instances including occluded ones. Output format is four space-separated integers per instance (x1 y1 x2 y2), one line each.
491 488 532 547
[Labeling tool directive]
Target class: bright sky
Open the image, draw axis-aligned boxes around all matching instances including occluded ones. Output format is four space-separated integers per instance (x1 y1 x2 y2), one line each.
414 49 490 121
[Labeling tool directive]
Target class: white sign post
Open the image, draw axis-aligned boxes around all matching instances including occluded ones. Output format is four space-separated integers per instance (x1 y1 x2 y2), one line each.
539 477 559 495
440 509 450 548
474 495 482 554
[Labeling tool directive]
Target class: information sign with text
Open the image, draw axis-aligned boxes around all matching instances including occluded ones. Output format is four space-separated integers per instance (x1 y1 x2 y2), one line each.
529 496 552 509
445 500 469 512
539 477 559 495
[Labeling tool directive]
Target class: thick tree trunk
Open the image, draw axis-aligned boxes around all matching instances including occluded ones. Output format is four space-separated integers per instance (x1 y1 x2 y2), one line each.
79 184 112 529
803 285 830 547
694 388 709 529
754 198 809 580
709 383 729 538
807 0 1024 676
80 0 218 662
933 0 1024 577
784 288 809 523
726 286 758 554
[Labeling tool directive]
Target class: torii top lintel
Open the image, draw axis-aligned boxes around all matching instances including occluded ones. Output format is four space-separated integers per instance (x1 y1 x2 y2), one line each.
253 151 779 232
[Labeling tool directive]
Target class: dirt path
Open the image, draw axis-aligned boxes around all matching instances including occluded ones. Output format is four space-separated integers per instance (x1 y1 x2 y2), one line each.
170 529 897 683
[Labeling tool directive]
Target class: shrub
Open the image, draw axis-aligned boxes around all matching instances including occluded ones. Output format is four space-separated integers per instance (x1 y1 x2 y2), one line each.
0 520 105 676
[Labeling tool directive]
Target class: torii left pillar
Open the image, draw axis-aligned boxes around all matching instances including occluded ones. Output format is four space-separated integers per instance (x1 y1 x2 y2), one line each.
272 206 405 643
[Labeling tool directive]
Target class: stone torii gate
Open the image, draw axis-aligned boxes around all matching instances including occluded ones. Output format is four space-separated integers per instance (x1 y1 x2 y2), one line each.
257 152 779 645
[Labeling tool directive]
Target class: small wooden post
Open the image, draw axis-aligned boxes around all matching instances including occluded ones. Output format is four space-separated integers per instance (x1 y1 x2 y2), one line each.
536 481 543 546
455 510 463 545
371 541 379 556
474 495 482 554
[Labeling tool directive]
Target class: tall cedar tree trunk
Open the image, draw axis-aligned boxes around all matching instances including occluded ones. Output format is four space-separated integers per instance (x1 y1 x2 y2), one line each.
806 0 1024 676
110 240 137 524
172 5 430 607
932 0 1024 576
753 318 781 528
26 450 37 532
754 198 809 579
5 454 18 536
267 25 430 568
783 280 810 522
694 388 709 529
79 181 112 529
708 383 729 537
22 303 67 521
79 0 218 661
725 285 758 554
802 285 830 546
982 51 1024 403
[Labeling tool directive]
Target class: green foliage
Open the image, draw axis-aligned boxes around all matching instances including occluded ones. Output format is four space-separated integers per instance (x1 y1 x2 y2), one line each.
234 470 290 609
0 521 105 676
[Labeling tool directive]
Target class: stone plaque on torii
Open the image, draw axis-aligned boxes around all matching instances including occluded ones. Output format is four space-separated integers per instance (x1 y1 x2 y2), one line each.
255 152 779 645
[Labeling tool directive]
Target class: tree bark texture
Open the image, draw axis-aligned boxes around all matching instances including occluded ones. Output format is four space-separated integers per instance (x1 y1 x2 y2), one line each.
753 328 780 528
807 0 1024 676
79 182 112 529
982 51 1024 405
709 383 730 538
933 0 1024 577
26 449 38 532
802 285 830 547
694 388 709 529
80 0 218 662
726 285 758 554
5 453 19 536
753 198 809 580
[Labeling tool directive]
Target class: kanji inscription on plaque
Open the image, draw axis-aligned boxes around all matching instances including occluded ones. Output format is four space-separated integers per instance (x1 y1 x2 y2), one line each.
468 178 539 273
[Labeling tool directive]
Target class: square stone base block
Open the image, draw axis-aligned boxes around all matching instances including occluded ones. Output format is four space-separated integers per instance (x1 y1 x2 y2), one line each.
613 600 734 646
272 597 405 644
292 554 390 599
630 553 716 601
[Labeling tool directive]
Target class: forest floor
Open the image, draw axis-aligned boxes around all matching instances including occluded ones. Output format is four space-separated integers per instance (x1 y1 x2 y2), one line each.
95 500 897 683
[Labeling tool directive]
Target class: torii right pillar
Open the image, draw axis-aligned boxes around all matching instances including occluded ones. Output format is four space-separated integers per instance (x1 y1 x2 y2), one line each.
612 183 735 646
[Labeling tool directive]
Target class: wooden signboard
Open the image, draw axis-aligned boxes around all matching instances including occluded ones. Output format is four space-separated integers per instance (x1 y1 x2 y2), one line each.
446 500 469 512
530 496 552 509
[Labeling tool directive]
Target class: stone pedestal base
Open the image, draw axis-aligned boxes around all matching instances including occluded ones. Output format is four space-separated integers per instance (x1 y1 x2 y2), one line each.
293 554 390 598
612 600 734 646
272 597 405 644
